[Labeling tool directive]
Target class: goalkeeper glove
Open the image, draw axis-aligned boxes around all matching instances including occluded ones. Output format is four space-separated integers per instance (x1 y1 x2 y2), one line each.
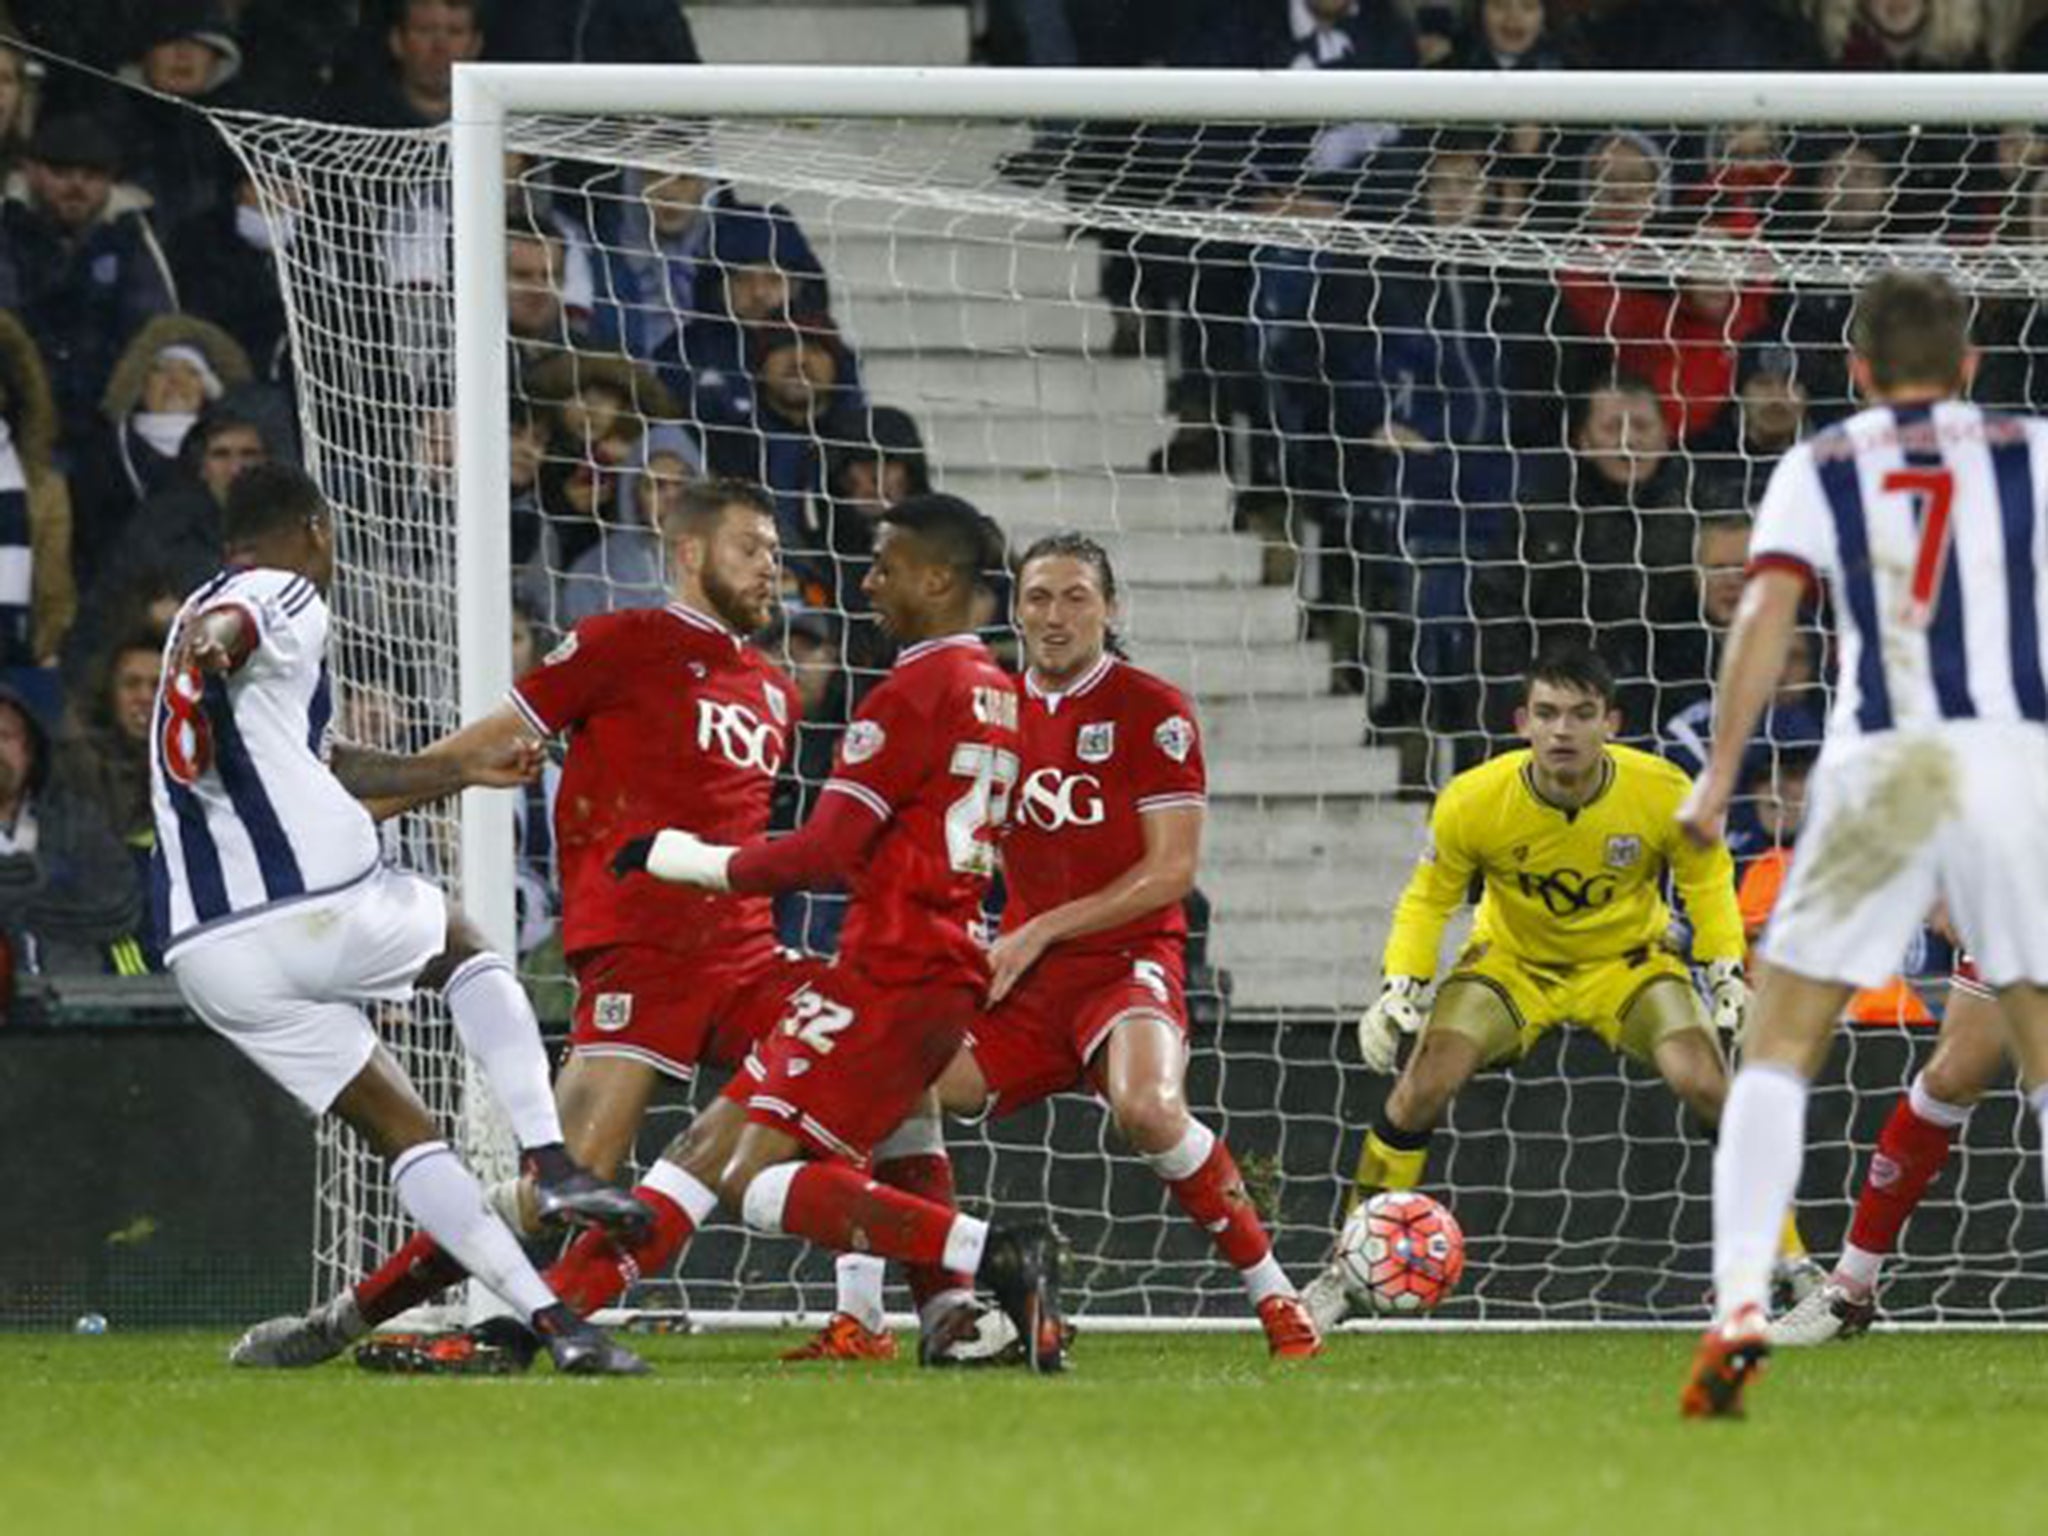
1705 958 1751 1043
609 829 734 892
1356 976 1427 1073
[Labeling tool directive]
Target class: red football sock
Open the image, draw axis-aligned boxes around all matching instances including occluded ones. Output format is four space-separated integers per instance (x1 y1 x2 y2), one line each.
1846 1095 1957 1261
543 1186 695 1317
782 1163 956 1267
1167 1137 1273 1271
352 1232 469 1326
876 1152 970 1309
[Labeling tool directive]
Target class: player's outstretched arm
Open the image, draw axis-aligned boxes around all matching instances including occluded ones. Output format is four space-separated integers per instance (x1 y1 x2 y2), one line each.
612 827 736 890
340 703 544 821
987 805 1202 1004
1668 808 1750 1038
612 790 886 896
1357 787 1474 1071
1380 788 1476 984
1677 569 1804 847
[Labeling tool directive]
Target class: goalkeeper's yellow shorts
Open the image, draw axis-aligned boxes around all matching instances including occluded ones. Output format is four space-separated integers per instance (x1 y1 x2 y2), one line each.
1429 941 1706 1066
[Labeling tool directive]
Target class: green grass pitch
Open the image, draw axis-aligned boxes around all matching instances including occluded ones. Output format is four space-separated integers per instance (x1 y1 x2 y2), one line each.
3 1329 2042 1536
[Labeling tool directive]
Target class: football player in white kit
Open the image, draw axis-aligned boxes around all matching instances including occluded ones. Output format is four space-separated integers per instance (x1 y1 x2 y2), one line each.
1677 270 2048 1416
154 462 646 1374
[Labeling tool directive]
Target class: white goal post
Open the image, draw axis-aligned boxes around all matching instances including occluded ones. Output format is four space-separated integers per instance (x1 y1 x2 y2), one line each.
208 64 2048 1328
446 60 2048 938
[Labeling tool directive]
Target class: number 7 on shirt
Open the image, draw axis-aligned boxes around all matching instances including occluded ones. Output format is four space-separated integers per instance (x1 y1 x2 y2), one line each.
1882 466 1956 629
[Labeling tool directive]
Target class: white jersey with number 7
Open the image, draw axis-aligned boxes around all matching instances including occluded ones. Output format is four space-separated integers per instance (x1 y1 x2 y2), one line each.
1749 400 2048 738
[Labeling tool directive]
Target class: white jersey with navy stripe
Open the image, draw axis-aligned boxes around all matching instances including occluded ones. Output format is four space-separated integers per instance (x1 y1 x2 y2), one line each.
149 566 380 957
1751 401 2048 738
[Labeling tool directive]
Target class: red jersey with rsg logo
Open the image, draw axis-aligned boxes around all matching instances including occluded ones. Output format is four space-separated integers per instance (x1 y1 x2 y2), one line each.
823 633 1019 990
1001 652 1206 956
510 602 798 960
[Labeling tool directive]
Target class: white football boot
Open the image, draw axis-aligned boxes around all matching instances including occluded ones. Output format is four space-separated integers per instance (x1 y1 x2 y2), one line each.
1767 1282 1878 1347
1301 1261 1354 1334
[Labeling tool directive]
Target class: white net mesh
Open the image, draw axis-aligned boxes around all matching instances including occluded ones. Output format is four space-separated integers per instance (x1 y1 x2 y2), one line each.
213 97 2048 1324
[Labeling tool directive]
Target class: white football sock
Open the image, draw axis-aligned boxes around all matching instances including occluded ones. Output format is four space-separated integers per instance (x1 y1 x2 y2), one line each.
389 1141 555 1319
1141 1120 1215 1182
1240 1252 1295 1305
945 1216 990 1276
442 954 564 1152
1712 1063 1810 1322
643 1158 720 1228
836 1253 888 1333
1834 1243 1883 1297
1908 1072 1972 1129
740 1162 802 1233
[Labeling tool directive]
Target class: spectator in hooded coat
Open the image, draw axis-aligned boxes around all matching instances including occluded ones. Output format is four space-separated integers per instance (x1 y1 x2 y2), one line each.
70 315 250 589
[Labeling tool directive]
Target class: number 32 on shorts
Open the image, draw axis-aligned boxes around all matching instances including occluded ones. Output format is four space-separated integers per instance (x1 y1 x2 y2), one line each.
779 986 855 1054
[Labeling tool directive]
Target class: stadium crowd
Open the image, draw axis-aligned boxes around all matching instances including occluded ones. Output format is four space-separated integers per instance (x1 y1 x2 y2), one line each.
0 0 2036 995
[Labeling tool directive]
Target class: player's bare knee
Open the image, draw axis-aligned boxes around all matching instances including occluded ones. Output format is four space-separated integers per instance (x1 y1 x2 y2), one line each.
667 1101 744 1189
1921 1053 1990 1109
669 1126 723 1186
714 1146 774 1211
934 1049 991 1117
1923 994 2005 1107
1109 1078 1189 1156
417 907 488 992
553 1053 657 1178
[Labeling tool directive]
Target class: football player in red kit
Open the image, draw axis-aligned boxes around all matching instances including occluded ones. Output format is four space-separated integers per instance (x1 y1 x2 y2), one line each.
591 493 1068 1370
800 531 1320 1362
1771 954 2011 1345
227 478 810 1369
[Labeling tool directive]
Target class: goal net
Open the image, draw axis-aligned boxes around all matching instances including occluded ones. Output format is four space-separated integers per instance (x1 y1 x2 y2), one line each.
213 67 2048 1325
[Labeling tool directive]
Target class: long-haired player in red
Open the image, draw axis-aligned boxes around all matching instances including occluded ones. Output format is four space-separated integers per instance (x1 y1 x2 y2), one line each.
795 531 1321 1362
226 478 813 1370
1770 953 2009 1345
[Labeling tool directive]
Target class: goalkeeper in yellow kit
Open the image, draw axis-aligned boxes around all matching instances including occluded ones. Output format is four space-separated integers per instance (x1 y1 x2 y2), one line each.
1303 648 1814 1328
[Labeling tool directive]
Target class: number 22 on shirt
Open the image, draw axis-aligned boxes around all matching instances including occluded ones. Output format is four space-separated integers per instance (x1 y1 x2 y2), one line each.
945 742 1019 877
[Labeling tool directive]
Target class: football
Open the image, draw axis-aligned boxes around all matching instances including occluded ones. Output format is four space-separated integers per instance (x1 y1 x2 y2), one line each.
1336 1191 1467 1316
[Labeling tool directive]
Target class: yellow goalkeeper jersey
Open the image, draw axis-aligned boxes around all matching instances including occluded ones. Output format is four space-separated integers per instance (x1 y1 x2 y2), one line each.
1382 744 1743 977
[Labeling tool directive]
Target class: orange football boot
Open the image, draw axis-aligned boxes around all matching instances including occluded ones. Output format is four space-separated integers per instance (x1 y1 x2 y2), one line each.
1680 1305 1769 1419
1257 1293 1324 1359
780 1313 898 1363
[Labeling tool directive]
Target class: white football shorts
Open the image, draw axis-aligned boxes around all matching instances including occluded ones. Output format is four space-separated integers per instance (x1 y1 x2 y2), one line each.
170 866 447 1113
1762 722 2048 990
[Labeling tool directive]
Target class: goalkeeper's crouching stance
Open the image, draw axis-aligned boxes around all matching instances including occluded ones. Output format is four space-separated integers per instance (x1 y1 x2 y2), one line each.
1304 648 1817 1329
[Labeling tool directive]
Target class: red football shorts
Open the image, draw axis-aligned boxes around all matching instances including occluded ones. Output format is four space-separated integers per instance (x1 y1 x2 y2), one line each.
967 942 1188 1116
723 964 978 1163
569 938 816 1081
1953 952 1993 1000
